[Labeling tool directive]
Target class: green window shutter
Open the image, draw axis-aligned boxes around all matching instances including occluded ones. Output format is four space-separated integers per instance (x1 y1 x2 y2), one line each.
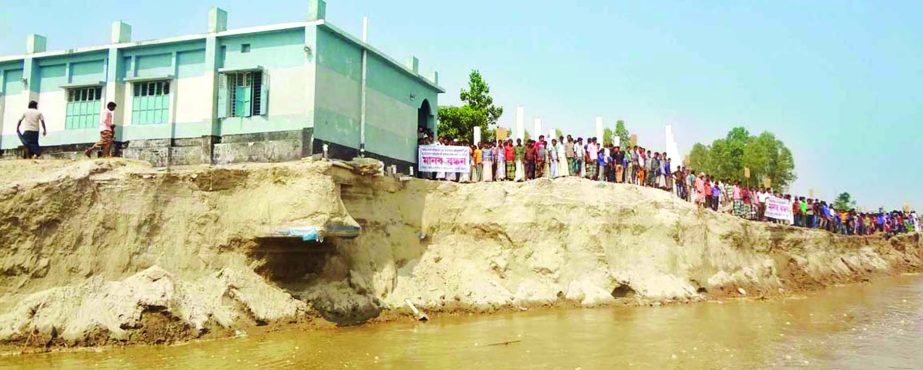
91 101 101 129
259 74 269 116
234 85 251 117
217 74 229 118
158 95 168 123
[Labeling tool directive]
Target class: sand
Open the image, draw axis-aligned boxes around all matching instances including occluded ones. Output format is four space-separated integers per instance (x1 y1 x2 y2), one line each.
0 159 920 349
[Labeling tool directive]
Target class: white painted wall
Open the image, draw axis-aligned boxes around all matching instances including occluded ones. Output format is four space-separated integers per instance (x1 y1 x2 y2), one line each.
264 65 308 117
173 76 210 124
38 90 68 133
2 93 29 135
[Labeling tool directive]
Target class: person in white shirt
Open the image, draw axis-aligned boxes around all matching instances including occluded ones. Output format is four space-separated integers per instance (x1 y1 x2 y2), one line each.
757 189 770 221
17 101 47 159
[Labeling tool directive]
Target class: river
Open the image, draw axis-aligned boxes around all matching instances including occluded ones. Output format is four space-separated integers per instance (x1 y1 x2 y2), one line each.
3 274 922 369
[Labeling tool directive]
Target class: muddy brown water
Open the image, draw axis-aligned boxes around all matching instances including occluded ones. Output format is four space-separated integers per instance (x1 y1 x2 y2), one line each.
3 275 923 369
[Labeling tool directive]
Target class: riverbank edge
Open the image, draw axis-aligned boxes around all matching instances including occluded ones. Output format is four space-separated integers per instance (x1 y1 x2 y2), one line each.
2 245 920 357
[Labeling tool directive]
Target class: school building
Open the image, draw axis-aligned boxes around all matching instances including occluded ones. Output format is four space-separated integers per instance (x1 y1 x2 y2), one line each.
0 0 443 171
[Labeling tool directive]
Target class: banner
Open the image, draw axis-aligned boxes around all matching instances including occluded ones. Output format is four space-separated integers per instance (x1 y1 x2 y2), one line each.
765 196 793 223
418 145 470 173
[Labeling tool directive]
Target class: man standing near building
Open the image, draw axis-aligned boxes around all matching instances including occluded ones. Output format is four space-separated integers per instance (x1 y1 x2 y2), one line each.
535 136 546 178
549 138 559 178
556 137 568 177
613 146 624 183
85 102 118 158
17 101 47 159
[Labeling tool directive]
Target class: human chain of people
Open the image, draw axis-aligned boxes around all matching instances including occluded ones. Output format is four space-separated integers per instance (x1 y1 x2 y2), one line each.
418 134 919 238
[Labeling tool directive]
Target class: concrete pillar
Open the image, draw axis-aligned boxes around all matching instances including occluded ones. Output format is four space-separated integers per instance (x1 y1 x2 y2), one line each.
533 118 542 140
308 0 327 21
204 7 227 163
105 47 127 141
23 34 45 102
431 71 439 85
26 34 47 54
515 106 524 141
209 7 228 33
111 21 132 44
359 16 368 155
595 117 603 141
407 57 419 74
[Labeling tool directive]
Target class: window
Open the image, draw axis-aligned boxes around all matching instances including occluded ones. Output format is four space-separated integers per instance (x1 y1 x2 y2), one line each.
65 86 102 129
241 44 251 53
131 80 170 125
226 71 263 117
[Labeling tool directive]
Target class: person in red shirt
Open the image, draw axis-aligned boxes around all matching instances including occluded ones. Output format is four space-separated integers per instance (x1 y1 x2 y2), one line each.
524 140 537 180
504 141 515 181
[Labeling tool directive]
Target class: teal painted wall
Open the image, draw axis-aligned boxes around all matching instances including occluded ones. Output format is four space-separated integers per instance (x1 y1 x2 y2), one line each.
219 30 306 70
176 50 205 78
314 27 361 150
37 64 67 92
365 53 438 162
215 28 312 135
70 60 106 85
121 40 206 80
313 26 441 163
3 69 24 95
135 53 173 78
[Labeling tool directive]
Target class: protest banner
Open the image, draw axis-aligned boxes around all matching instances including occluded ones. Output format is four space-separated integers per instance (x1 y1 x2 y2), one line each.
765 195 793 223
418 145 470 173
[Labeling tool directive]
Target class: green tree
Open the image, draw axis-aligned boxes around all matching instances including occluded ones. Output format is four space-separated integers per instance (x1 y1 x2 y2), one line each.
685 126 797 190
459 70 503 125
833 192 857 211
554 129 563 139
602 128 614 146
437 70 503 142
687 143 710 173
436 106 486 143
614 120 631 148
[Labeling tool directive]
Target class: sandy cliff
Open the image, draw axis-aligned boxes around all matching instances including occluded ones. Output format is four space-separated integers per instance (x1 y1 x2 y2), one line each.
0 159 920 348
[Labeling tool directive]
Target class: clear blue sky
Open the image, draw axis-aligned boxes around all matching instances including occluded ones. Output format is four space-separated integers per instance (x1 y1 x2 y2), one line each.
2 1 921 210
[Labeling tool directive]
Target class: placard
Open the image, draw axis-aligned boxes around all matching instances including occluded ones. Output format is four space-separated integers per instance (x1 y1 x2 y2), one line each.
765 196 793 223
418 145 470 173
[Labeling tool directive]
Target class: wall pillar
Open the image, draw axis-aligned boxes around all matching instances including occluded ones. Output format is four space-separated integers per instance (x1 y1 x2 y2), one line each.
23 34 46 104
204 7 228 163
106 22 130 143
308 0 327 21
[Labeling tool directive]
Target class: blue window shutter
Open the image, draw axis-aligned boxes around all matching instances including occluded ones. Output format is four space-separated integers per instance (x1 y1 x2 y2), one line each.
235 86 251 117
217 74 229 118
259 73 269 116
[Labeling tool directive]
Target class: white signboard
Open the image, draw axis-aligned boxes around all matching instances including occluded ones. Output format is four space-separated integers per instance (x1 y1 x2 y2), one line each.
765 196 793 223
418 145 470 173
473 126 482 145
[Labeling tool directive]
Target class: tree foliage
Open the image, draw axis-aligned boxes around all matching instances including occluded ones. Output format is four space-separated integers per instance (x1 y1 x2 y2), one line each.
833 192 857 211
460 70 503 125
686 127 797 191
602 128 614 146
436 106 486 143
437 70 503 143
614 120 631 148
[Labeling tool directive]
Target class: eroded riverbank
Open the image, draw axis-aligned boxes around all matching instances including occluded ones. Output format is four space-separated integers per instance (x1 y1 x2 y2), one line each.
0 159 921 350
4 274 923 369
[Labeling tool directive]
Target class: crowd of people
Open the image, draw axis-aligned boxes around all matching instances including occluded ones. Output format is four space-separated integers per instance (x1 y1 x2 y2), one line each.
421 134 920 238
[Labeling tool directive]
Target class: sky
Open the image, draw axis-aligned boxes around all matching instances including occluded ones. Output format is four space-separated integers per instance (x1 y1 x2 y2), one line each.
1 0 921 210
